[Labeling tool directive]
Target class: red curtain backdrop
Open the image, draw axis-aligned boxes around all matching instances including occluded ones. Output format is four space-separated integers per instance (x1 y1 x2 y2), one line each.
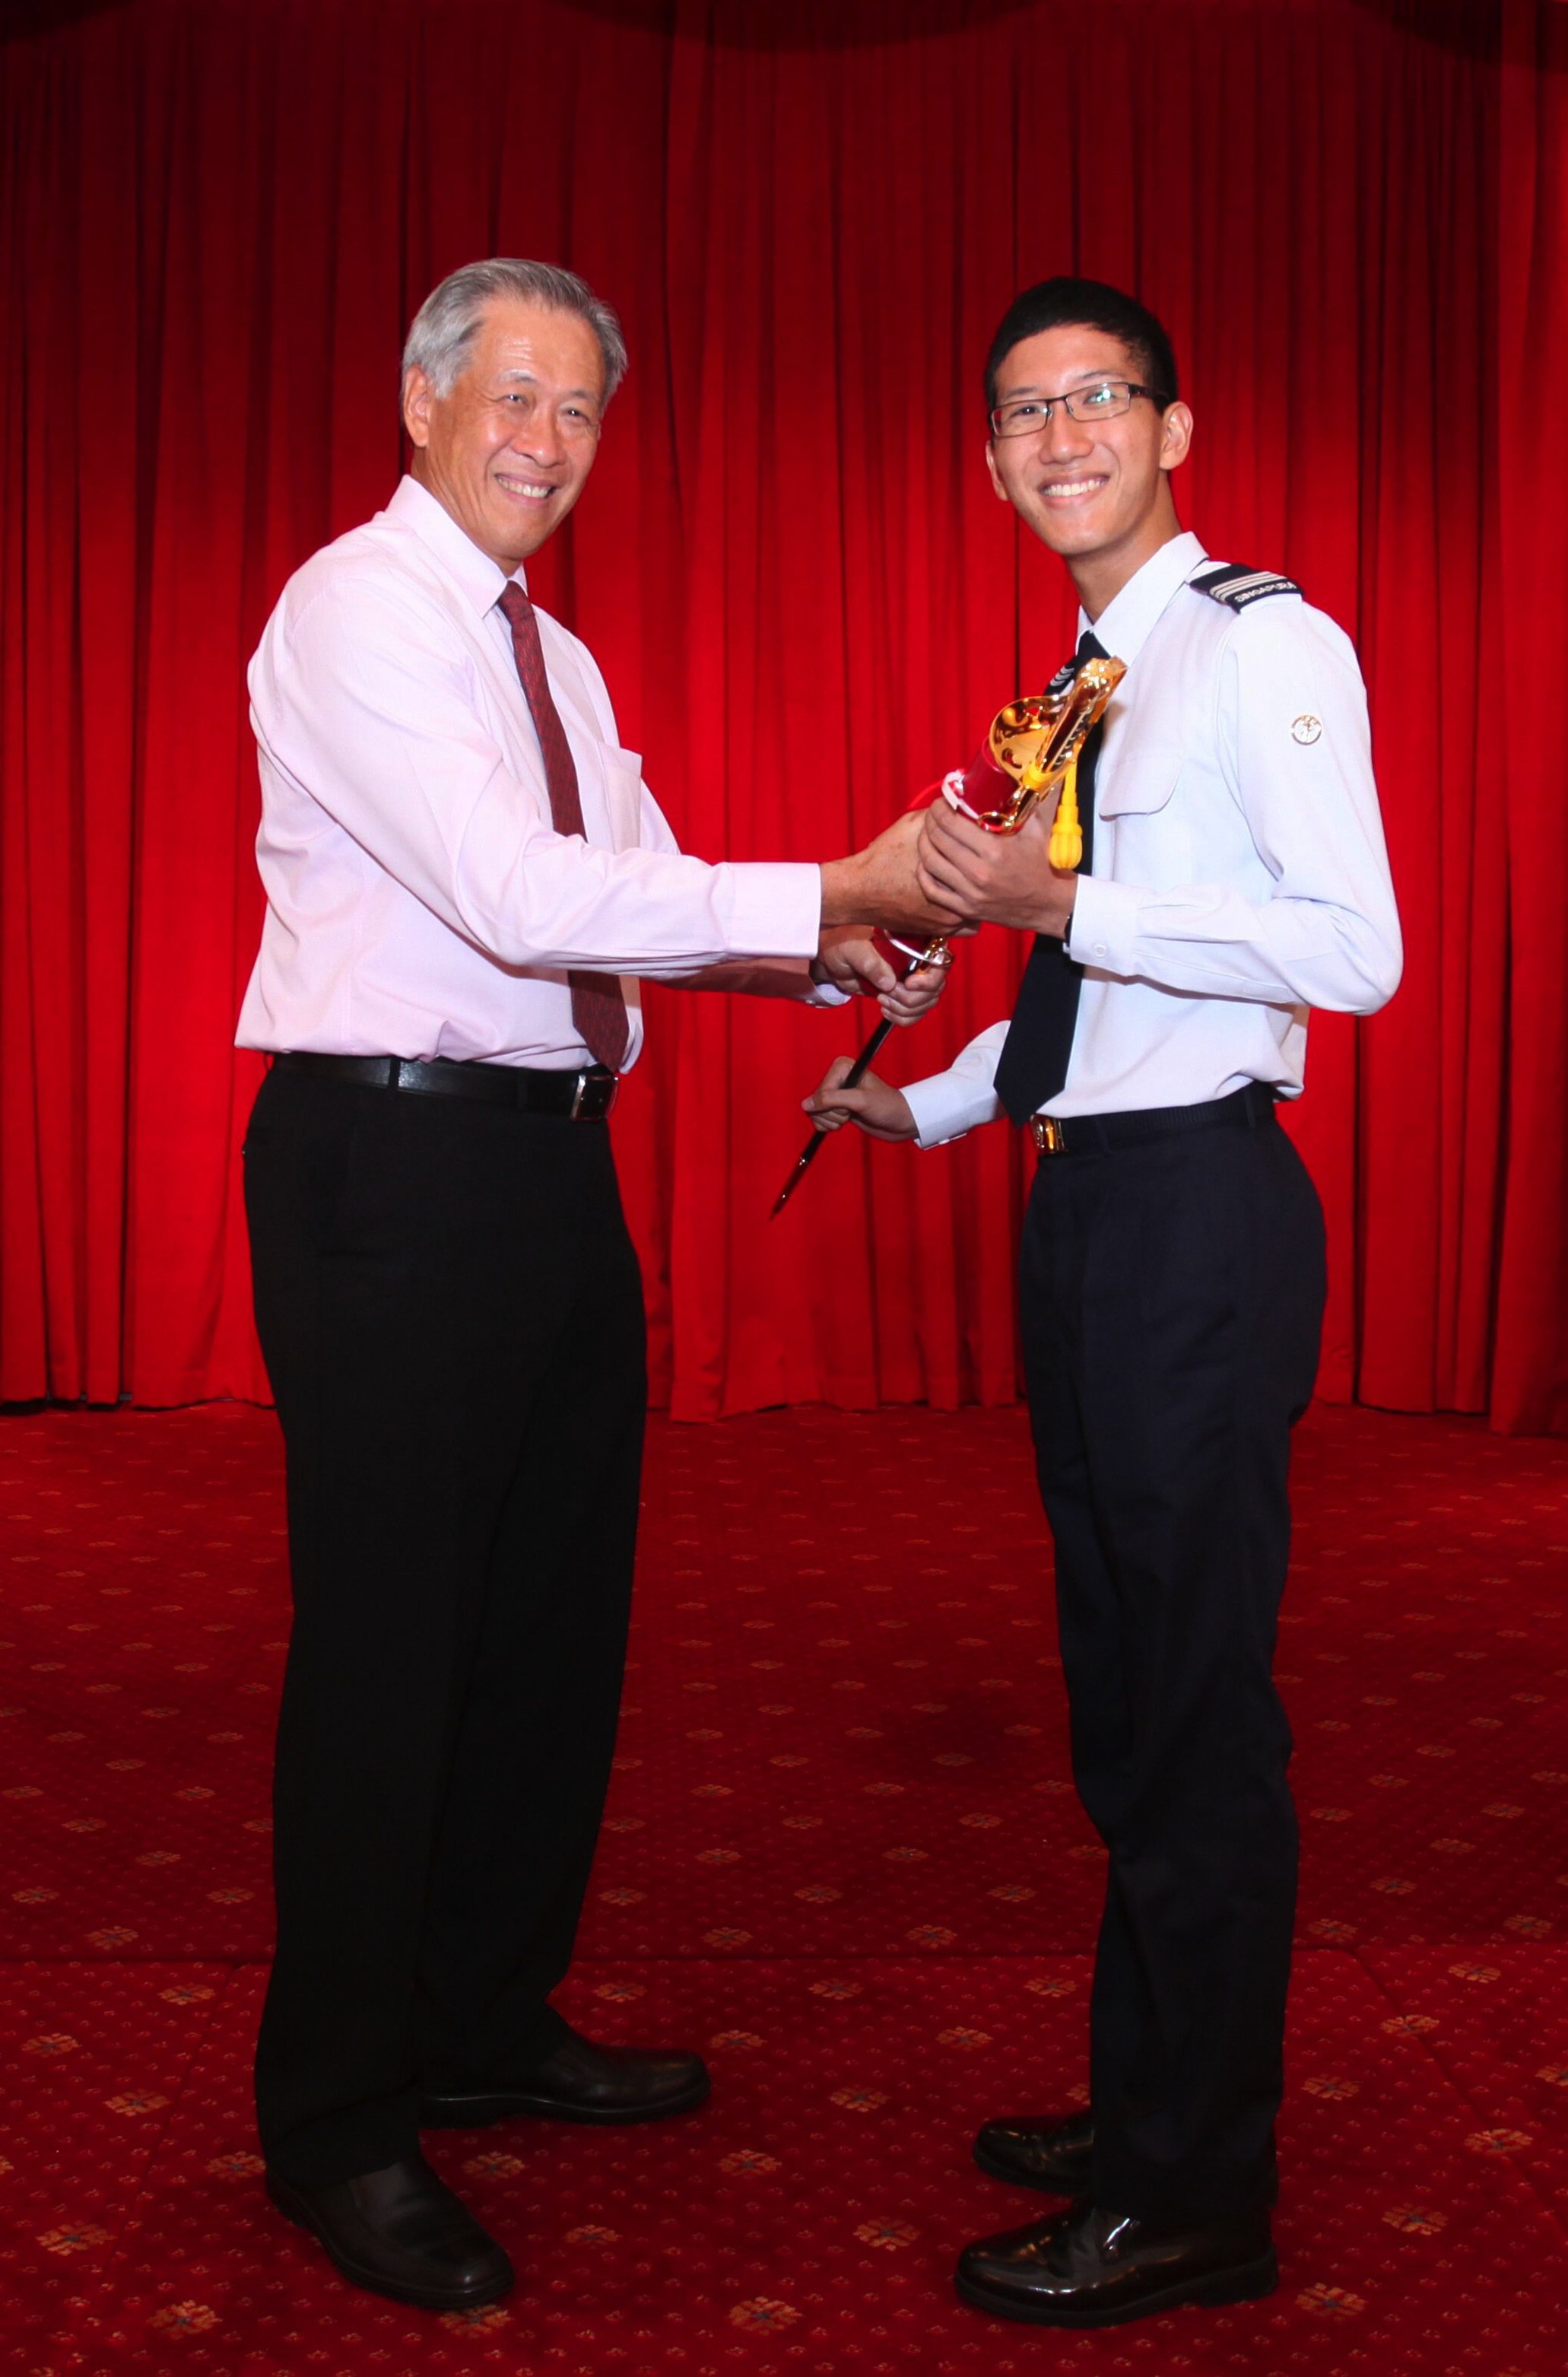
2 0 1565 1428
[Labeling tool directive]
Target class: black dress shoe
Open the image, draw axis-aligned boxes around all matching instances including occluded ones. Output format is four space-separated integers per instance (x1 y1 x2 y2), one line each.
266 2153 514 2311
420 2025 710 2129
955 2199 1278 2328
973 2108 1094 2192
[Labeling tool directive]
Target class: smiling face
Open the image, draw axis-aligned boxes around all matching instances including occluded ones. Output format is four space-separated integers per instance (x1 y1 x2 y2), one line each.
402 297 606 573
986 323 1193 616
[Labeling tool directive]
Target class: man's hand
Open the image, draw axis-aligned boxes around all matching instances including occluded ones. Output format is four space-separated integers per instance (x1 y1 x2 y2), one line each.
917 799 1078 939
802 1057 919 1142
810 930 951 1026
821 809 973 939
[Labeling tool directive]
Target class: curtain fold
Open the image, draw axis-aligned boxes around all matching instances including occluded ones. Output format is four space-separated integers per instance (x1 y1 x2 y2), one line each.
1493 0 1568 1433
1 0 1563 1427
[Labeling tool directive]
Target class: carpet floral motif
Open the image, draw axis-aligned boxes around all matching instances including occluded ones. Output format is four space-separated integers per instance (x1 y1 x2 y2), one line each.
2 1399 1566 2370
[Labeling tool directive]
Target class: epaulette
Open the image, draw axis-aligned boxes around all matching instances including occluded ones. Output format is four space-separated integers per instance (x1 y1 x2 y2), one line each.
1190 561 1303 610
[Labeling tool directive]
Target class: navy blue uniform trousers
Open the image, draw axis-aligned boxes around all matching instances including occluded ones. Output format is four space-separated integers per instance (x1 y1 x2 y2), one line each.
1018 1098 1325 2220
243 1066 646 2186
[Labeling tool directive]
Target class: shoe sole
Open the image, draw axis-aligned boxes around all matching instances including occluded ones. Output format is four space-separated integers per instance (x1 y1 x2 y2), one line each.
955 2250 1279 2328
265 2174 516 2312
972 2137 1087 2193
418 2070 713 2131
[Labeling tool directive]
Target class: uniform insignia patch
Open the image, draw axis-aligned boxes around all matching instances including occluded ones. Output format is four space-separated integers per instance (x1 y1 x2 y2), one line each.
1192 561 1303 609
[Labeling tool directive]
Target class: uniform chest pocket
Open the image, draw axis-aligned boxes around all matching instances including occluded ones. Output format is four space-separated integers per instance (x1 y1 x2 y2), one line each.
1095 743 1195 889
1095 741 1187 820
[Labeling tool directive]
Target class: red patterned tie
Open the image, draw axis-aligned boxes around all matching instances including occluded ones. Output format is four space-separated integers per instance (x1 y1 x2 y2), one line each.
497 582 630 1072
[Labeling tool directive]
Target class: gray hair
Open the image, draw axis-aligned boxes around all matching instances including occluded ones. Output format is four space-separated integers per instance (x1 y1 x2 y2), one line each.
401 259 628 402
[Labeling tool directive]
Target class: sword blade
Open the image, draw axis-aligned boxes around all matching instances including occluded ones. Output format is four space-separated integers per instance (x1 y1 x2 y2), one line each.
769 1133 826 1219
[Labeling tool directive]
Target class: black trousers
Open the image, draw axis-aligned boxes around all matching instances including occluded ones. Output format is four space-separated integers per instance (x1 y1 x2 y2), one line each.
242 1066 646 2185
1018 1101 1325 2221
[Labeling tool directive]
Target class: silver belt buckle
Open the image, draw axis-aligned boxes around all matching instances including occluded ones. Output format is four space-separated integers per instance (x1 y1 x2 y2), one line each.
569 1069 618 1121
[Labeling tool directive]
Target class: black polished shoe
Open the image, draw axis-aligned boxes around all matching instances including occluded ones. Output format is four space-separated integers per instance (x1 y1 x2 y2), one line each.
974 2108 1094 2193
266 2153 514 2311
955 2199 1278 2328
420 2024 710 2129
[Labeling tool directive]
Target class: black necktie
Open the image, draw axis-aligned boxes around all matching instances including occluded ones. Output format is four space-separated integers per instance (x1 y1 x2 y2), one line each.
992 630 1108 1127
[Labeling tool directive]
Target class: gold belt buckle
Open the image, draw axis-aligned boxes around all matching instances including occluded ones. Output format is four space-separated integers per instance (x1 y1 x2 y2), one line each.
1030 1115 1069 1156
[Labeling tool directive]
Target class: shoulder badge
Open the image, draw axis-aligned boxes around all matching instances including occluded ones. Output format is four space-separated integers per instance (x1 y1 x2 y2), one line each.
1191 561 1303 610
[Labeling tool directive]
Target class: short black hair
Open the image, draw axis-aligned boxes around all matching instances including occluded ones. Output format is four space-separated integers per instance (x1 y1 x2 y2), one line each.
984 277 1179 418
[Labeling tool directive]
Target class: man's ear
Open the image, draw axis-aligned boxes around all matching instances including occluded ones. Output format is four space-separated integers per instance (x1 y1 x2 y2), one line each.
402 368 434 451
985 438 1008 503
1159 402 1194 474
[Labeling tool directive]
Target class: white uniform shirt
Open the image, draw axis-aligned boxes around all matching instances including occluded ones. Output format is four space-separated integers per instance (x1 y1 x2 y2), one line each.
237 475 825 1070
903 530 1402 1147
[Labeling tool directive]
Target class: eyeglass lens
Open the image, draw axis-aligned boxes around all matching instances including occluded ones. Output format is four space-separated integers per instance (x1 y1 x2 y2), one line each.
991 380 1136 437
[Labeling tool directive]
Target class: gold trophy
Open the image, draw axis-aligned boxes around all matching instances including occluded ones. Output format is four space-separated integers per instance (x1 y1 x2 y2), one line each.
770 652 1126 1216
951 653 1127 845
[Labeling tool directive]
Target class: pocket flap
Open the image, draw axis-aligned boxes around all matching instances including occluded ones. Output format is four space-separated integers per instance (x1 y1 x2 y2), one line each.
1095 742 1186 820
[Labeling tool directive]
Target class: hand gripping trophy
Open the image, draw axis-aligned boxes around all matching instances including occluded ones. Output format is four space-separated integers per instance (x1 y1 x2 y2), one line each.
770 650 1125 1216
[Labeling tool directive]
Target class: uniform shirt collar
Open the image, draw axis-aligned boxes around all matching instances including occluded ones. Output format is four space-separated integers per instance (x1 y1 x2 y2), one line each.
385 474 529 615
1079 528 1207 667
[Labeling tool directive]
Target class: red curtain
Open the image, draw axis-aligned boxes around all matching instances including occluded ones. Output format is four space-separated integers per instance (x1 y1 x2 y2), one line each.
2 0 1565 1428
1495 0 1568 1433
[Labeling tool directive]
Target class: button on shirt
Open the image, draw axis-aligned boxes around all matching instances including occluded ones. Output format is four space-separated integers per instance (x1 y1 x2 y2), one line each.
903 530 1402 1147
237 476 824 1070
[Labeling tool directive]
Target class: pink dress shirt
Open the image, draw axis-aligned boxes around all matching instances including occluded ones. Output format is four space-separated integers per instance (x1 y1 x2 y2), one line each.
237 476 824 1071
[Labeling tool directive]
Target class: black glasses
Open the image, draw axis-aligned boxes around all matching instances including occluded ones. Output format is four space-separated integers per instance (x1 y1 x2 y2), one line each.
989 378 1170 440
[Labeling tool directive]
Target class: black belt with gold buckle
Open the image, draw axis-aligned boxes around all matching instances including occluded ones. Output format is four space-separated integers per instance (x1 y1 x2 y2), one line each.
271 1051 619 1120
1028 1082 1278 1158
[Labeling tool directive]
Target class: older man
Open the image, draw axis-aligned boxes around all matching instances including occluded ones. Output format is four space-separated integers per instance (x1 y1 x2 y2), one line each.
238 256 947 2312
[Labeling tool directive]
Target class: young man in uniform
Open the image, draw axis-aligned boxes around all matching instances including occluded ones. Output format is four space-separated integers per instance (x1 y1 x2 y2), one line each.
805 278 1401 2329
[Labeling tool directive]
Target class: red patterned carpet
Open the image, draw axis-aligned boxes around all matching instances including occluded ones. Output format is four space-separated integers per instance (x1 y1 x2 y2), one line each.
2 1400 1566 2372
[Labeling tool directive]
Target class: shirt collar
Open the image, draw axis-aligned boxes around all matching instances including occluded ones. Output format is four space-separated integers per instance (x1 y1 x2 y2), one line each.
1079 528 1207 666
384 475 528 615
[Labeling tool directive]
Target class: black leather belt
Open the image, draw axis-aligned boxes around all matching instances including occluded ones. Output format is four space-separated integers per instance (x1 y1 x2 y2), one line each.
1029 1081 1278 1157
271 1051 619 1120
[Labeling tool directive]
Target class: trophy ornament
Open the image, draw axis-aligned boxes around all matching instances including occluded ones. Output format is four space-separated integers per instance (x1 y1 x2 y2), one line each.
768 648 1125 1218
946 655 1128 851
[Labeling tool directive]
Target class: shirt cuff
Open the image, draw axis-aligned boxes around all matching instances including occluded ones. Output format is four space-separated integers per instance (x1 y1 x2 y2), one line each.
902 1069 1003 1149
721 861 823 959
1065 873 1141 976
